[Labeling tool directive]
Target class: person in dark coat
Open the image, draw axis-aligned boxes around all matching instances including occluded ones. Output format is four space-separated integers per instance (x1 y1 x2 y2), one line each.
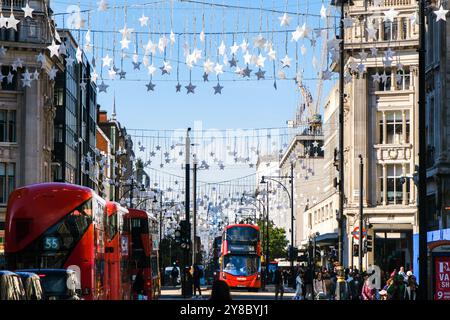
274 268 285 300
193 264 203 297
132 269 145 299
210 280 232 300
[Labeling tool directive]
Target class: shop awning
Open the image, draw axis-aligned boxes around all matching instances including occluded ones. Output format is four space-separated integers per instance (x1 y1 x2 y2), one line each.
315 232 338 245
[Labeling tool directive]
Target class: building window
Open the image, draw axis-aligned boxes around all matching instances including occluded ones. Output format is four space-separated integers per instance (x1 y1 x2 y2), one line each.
0 162 16 204
383 20 398 41
382 164 405 205
379 111 409 144
0 110 17 143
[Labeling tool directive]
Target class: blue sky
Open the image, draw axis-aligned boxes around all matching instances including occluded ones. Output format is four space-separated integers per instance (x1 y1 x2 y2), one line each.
51 0 337 132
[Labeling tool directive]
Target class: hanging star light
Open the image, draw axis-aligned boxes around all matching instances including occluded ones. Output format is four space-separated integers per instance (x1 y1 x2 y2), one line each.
47 40 60 58
255 69 266 80
0 14 7 28
185 82 196 94
47 66 58 81
32 69 40 80
98 80 109 93
281 55 292 68
161 61 172 75
370 47 378 57
214 63 224 75
12 58 23 71
119 25 134 40
139 14 149 27
147 64 157 76
21 69 32 88
320 5 328 19
97 0 108 11
76 47 83 63
6 12 20 31
22 3 34 18
218 41 226 56
91 70 99 83
434 5 449 22
0 46 7 57
291 25 303 42
146 81 156 91
256 54 266 68
102 54 113 68
279 13 292 27
213 83 223 95
36 52 45 66
120 37 131 49
384 8 399 23
372 72 381 83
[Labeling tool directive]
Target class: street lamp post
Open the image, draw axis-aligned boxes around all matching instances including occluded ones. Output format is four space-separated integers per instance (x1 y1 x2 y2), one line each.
261 170 295 285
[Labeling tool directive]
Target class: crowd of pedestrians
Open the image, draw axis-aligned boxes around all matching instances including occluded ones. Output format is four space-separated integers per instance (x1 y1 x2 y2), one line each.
283 265 419 300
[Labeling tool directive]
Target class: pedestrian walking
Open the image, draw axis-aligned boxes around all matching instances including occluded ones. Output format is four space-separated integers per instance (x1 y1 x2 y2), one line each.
293 271 304 300
387 273 407 300
193 264 203 298
171 266 179 287
132 269 145 300
273 268 285 300
313 272 327 299
361 273 375 300
210 280 232 301
405 273 419 300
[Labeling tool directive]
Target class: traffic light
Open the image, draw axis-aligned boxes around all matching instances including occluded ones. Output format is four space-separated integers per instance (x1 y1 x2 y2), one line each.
366 235 373 252
174 229 182 243
179 220 190 248
353 244 359 257
288 246 299 261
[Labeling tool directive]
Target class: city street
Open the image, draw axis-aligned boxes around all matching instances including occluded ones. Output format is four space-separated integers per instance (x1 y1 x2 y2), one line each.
1 0 450 303
160 286 295 301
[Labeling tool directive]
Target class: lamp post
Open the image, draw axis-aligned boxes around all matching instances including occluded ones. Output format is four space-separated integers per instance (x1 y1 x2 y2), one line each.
418 0 428 300
358 155 364 272
261 168 295 286
259 179 270 287
246 191 267 290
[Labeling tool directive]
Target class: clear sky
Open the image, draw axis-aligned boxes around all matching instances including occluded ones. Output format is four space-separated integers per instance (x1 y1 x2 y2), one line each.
50 0 337 132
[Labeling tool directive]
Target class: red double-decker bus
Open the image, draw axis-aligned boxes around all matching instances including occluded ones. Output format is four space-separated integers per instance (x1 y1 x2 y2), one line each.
219 224 262 291
105 202 131 300
5 183 107 300
124 209 160 300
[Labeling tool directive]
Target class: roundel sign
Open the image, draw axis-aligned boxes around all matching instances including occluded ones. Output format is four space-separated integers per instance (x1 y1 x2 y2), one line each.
351 227 367 240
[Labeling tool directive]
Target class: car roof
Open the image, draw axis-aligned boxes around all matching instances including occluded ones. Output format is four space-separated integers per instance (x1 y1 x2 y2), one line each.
0 270 18 276
15 269 75 275
15 272 40 278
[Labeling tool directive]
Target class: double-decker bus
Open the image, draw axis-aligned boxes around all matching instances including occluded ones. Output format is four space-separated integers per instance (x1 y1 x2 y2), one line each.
5 183 107 300
124 209 160 300
105 202 131 300
219 224 262 291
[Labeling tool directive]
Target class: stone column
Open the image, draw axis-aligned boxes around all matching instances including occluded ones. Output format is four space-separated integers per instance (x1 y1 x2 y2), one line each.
382 111 387 145
383 164 387 206
402 163 408 205
402 110 407 144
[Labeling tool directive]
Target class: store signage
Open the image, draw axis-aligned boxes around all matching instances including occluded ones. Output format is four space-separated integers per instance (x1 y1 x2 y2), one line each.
434 256 450 300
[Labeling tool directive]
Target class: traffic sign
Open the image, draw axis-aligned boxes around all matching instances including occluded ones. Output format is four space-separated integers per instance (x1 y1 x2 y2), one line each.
351 227 367 240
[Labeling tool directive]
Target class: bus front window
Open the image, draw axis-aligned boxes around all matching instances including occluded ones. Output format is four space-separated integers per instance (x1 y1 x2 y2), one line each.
223 255 260 277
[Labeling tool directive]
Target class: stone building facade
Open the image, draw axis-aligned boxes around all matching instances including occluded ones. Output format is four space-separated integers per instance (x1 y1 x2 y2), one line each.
0 0 63 258
341 0 419 272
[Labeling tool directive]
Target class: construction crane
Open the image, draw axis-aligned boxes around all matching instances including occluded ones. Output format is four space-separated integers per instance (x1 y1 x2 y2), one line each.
290 15 332 136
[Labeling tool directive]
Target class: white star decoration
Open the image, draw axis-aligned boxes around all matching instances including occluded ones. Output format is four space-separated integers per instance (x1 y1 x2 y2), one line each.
434 5 449 22
279 13 292 27
22 3 35 18
384 8 399 23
